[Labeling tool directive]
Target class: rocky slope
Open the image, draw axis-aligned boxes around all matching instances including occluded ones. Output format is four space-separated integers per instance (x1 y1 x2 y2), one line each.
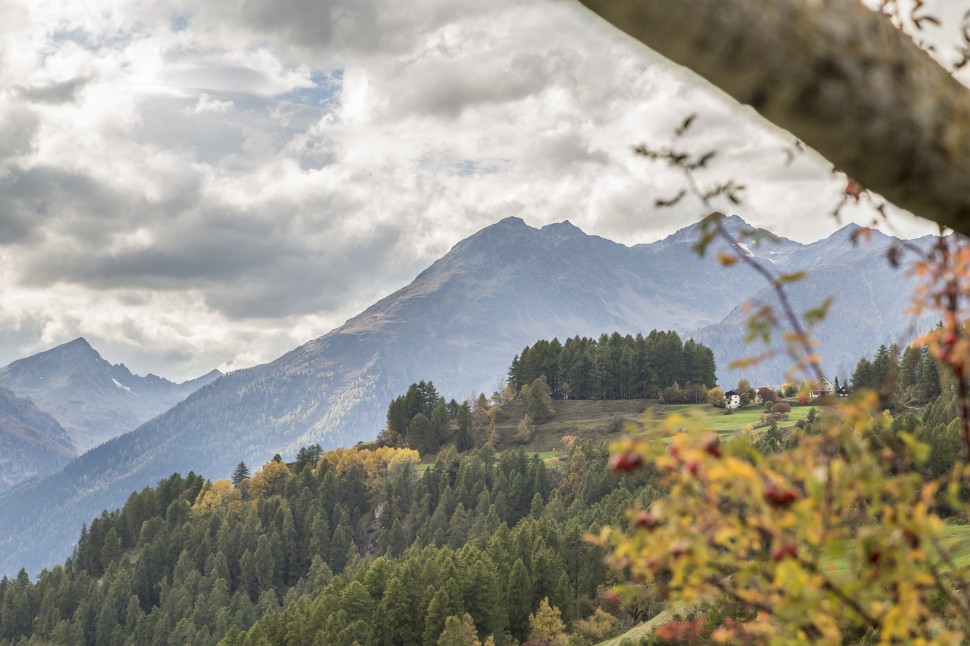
0 387 75 493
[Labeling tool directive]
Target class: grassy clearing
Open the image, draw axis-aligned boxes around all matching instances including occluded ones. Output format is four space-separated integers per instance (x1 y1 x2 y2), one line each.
628 403 816 443
417 399 818 466
500 398 654 453
677 404 815 433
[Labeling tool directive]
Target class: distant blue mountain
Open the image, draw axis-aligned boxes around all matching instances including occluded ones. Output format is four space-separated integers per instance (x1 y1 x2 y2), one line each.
0 338 222 452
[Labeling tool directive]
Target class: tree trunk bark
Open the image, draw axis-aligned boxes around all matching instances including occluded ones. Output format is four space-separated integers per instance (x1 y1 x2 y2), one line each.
577 0 970 235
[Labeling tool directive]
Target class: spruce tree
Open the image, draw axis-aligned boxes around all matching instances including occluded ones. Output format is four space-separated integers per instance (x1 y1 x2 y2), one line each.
507 558 532 640
231 462 251 486
456 402 474 452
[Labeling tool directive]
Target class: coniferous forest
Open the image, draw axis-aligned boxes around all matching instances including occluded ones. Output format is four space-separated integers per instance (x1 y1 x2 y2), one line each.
2 330 966 645
0 439 650 646
507 331 717 400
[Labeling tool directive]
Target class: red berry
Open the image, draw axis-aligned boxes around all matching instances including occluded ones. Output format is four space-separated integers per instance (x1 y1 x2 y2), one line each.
608 451 643 472
763 484 798 508
771 543 797 562
635 512 660 530
867 547 882 564
686 460 699 476
703 434 721 458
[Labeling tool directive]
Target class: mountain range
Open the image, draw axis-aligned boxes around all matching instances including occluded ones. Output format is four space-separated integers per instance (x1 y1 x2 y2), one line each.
0 215 930 576
0 338 222 453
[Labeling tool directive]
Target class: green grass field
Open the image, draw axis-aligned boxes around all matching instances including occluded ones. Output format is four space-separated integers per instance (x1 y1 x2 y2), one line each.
656 403 815 433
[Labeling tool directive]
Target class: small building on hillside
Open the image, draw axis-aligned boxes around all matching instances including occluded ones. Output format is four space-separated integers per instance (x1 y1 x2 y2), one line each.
836 385 851 397
724 390 741 409
811 377 835 399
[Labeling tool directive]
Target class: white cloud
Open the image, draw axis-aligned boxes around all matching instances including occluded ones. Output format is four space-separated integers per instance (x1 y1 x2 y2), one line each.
0 0 949 380
186 93 233 113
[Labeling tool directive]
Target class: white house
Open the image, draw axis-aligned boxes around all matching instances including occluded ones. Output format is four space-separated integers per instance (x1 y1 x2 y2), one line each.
724 390 741 409
811 377 835 399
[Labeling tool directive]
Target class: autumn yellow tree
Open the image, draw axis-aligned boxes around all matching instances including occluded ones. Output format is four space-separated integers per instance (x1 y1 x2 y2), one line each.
248 460 291 499
193 479 241 511
528 597 567 646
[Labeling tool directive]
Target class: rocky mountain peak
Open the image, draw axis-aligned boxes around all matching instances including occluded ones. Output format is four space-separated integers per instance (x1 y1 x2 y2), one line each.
0 340 221 453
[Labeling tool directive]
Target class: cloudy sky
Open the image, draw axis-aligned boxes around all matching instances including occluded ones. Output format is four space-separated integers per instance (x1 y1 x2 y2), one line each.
0 0 962 380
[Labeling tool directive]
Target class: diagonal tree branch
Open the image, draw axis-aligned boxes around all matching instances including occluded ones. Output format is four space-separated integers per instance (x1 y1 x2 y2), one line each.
575 0 970 236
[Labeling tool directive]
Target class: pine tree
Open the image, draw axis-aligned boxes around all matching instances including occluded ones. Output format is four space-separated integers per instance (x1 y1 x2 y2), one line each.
456 402 474 452
431 403 451 450
507 558 532 640
423 588 456 646
407 413 434 455
294 445 322 473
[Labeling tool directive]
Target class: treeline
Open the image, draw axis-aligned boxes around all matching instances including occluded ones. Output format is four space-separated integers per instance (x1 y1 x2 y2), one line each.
508 331 716 400
851 343 941 407
0 440 650 645
382 381 476 455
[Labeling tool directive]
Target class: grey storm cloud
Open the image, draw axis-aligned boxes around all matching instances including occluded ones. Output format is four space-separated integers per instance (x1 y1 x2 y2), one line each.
0 107 38 161
391 52 561 118
191 0 503 58
18 77 91 104
7 163 413 319
0 166 126 245
202 224 414 318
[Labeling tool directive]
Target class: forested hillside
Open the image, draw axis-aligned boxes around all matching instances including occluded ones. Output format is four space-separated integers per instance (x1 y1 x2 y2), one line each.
3 332 967 645
0 441 649 646
850 343 941 407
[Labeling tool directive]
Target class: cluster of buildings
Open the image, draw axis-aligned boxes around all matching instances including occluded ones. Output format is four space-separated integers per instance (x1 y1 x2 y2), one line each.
723 377 849 409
